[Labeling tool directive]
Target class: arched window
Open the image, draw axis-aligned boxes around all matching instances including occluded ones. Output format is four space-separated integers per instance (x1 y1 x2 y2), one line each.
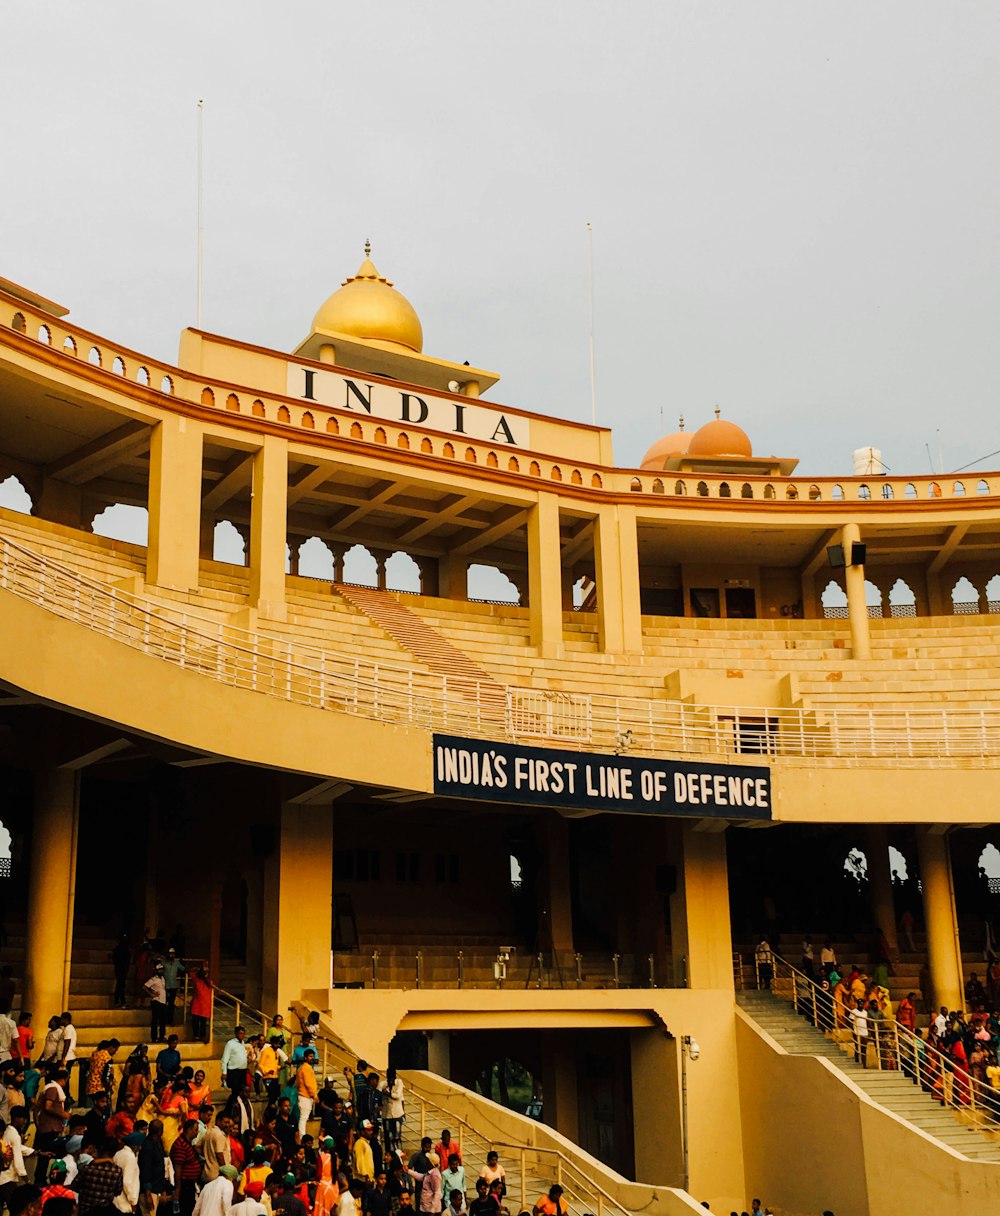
327 417 339 434
396 431 409 448
420 437 432 453
674 480 687 495
112 356 125 376
487 451 499 469
277 405 292 423
881 483 894 499
296 537 335 580
979 845 1000 895
904 483 917 499
529 460 540 476
652 478 664 494
888 577 916 618
951 575 980 615
213 520 246 565
88 346 102 367
350 421 363 438
987 574 1000 613
865 580 884 618
201 387 215 406
63 335 77 355
92 504 149 546
136 366 150 386
953 480 966 497
844 847 868 884
385 551 421 593
590 473 602 488
343 543 378 587
253 400 267 418
808 484 821 501
831 484 844 501
858 483 871 500
0 475 33 515
570 468 583 485
444 442 456 459
785 485 798 500
928 481 941 498
977 479 990 496
38 324 51 345
763 484 776 500
468 563 520 604
226 393 240 412
719 482 731 498
509 457 520 473
741 483 753 499
629 477 642 492
466 447 479 464
11 313 26 332
697 481 709 497
821 579 848 619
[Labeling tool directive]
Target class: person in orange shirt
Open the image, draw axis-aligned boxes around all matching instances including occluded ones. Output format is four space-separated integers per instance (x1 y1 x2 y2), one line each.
532 1184 569 1216
295 1048 319 1137
434 1130 460 1172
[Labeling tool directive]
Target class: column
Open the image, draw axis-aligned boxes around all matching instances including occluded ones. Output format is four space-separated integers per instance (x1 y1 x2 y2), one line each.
916 828 963 1013
540 815 574 960
147 416 202 590
249 436 288 618
328 544 346 584
842 521 871 660
865 825 898 955
926 570 946 617
594 504 642 654
262 802 334 1012
527 493 563 657
669 823 734 990
25 768 79 1018
541 1038 579 1144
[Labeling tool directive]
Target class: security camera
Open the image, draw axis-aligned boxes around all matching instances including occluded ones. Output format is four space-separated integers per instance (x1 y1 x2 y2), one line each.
687 1038 701 1061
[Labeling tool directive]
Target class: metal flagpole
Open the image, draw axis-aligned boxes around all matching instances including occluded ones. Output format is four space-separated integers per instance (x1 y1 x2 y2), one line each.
197 99 205 328
586 221 597 425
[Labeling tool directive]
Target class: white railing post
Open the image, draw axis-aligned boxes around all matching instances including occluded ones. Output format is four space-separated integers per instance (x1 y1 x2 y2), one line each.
180 614 188 668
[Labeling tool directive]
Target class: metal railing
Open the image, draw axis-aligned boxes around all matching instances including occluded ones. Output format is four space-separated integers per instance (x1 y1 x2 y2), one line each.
757 953 1000 1140
5 530 1000 762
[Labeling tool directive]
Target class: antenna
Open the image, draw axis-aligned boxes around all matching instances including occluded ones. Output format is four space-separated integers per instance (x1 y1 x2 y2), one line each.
586 222 597 425
197 99 205 328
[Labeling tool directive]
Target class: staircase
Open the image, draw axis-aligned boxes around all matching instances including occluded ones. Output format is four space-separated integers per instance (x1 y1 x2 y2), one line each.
738 989 1000 1162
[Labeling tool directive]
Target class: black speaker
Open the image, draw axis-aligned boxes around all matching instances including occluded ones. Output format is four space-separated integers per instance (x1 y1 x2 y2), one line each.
851 542 867 566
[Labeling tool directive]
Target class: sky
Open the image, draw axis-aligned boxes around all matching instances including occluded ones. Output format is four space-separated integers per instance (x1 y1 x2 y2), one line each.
3 1 1000 483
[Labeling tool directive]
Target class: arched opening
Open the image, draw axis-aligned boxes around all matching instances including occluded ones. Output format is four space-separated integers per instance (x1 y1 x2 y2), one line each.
844 847 868 884
88 346 102 367
808 484 821 501
137 366 150 386
821 579 848 619
977 479 990 496
889 846 909 884
301 411 315 430
508 457 520 473
590 473 602 488
214 521 246 564
160 375 174 394
226 394 240 412
0 475 33 514
467 564 519 604
11 313 26 333
385 551 421 593
904 483 917 499
63 335 77 356
200 387 215 406
92 504 148 545
674 480 687 496
881 483 894 499
952 576 980 615
785 485 798 500
888 578 916 617
466 447 479 464
928 481 941 498
858 483 871 500
112 356 126 376
865 580 884 617
978 845 1000 896
296 537 334 580
831 485 844 501
487 451 499 469
987 575 1000 613
763 484 776 500
570 468 583 485
953 480 966 497
278 405 292 424
652 479 664 494
373 426 387 444
343 543 378 587
719 482 731 498
741 483 753 499
38 324 51 345
696 481 709 497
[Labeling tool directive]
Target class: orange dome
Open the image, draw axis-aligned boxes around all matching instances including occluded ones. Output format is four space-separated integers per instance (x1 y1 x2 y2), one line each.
641 431 689 470
688 417 752 458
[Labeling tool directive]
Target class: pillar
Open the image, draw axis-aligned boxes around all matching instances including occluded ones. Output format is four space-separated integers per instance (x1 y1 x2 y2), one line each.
916 828 963 1013
426 1031 451 1079
926 570 946 617
541 1038 579 1145
865 825 898 954
318 344 336 365
208 891 222 988
842 521 871 660
669 823 734 990
199 515 216 562
244 873 264 1010
36 477 84 529
262 802 334 1012
25 768 79 1018
372 551 389 591
594 504 642 654
249 436 288 618
147 416 202 590
541 815 574 960
527 493 563 657
630 1029 682 1185
329 544 346 584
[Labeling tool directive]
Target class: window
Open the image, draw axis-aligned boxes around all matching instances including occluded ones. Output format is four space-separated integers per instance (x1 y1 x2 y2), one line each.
333 849 381 881
396 852 421 882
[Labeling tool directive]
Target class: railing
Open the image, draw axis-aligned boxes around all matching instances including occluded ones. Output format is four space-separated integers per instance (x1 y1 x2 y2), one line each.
758 953 1000 1141
4 530 1000 763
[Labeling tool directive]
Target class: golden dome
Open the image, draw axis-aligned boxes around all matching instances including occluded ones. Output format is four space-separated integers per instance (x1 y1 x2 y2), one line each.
312 242 423 353
688 413 752 458
641 418 689 470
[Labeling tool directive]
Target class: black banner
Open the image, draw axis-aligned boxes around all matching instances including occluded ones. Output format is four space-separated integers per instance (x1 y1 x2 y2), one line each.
432 735 771 820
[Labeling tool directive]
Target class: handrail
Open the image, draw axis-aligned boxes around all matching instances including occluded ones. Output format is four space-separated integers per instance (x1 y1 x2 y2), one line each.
757 952 1000 1142
5 529 1000 762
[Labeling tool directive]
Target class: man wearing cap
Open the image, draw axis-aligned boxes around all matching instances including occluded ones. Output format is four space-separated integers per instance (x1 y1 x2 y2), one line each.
40 1161 77 1213
351 1120 377 1191
272 1172 307 1216
161 950 186 1027
193 1163 238 1216
113 1131 144 1214
407 1152 442 1215
144 965 169 1045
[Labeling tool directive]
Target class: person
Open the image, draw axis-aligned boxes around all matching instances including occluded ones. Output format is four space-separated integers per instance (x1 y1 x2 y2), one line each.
38 1018 63 1069
85 1091 113 1145
12 1014 33 1067
203 1108 232 1182
272 1172 307 1216
221 1029 249 1101
258 1038 283 1105
478 1153 505 1195
408 1138 432 1175
755 938 773 990
188 1069 211 1112
145 966 169 1045
441 1154 466 1203
434 1132 460 1172
113 1130 144 1215
243 1146 273 1202
380 1070 404 1153
58 1013 79 1099
40 1160 77 1212
138 1120 168 1216
363 1172 392 1216
408 1151 442 1215
155 1037 182 1091
78 1137 125 1216
193 1164 238 1216
112 936 132 1010
335 1177 358 1216
344 1062 371 1123
162 950 186 1026
118 1046 151 1116
849 997 869 1067
820 940 837 975
800 939 815 981
190 971 213 1045
273 1097 299 1161
89 1042 120 1105
294 1050 318 1137
170 1120 202 1216
445 1191 466 1215
35 1068 71 1153
0 1106 35 1203
325 1096 353 1167
532 1186 568 1216
352 1120 377 1190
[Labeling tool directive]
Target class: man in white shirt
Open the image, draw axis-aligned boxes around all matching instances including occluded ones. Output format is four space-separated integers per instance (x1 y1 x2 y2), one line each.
933 1007 948 1038
59 1012 79 1062
0 1012 17 1063
849 999 869 1067
193 1164 237 1216
114 1132 144 1214
0 1107 34 1189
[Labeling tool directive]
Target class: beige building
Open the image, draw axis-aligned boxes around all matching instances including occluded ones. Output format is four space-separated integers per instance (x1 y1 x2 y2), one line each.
2 250 1000 1213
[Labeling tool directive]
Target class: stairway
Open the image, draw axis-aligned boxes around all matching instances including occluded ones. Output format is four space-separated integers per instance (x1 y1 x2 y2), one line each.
738 989 1000 1162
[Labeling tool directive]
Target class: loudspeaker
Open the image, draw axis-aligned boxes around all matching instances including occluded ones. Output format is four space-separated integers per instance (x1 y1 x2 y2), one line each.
851 542 867 566
826 544 845 568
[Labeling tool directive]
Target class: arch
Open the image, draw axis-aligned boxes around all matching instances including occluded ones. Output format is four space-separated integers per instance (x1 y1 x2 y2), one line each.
629 477 642 492
253 399 267 419
374 426 387 444
112 355 125 376
385 551 421 593
63 335 77 356
590 473 602 488
37 323 51 345
953 480 966 497
465 446 478 464
508 456 520 473
740 483 753 499
549 464 561 480
350 421 363 439
831 484 844 501
0 475 33 515
904 482 917 499
200 387 215 406
697 481 709 497
396 431 409 448
92 504 149 546
987 574 1000 613
136 366 150 386
226 393 240 412
326 417 339 434
296 536 335 580
719 482 731 498
763 484 776 500
844 847 868 884
570 468 583 485
928 481 941 498
951 575 980 615
487 451 499 469
530 461 541 477
343 542 378 587
889 846 909 884
213 520 246 565
978 479 990 496
785 485 798 500
888 577 917 618
160 375 173 394
979 844 1000 886
468 563 520 604
420 437 433 454
88 346 102 367
808 484 821 500
301 410 315 430
674 480 687 496
443 442 456 459
857 483 871 500
11 312 26 333
821 579 848 619
651 478 664 494
881 483 894 499
865 579 884 617
277 405 292 424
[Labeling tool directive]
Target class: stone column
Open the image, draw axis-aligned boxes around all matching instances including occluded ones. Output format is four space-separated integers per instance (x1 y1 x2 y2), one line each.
25 768 79 1018
147 416 202 591
865 825 898 955
842 522 871 660
669 823 734 990
527 493 563 657
249 437 288 619
916 828 963 1013
594 504 643 654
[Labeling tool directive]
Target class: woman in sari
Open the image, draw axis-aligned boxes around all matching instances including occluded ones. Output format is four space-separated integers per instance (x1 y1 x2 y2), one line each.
144 1077 190 1149
117 1044 151 1115
188 1069 211 1111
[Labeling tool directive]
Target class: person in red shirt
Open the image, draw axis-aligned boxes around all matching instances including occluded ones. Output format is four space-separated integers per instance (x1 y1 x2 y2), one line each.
532 1184 569 1216
434 1130 460 1171
40 1161 77 1212
170 1118 202 1216
897 992 917 1033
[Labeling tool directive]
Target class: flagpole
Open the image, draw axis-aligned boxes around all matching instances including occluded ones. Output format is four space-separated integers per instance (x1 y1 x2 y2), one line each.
197 99 205 328
586 222 597 425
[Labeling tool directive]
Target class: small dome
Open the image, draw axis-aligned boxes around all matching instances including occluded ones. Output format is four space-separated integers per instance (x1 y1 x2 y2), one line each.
688 416 752 458
641 430 689 470
312 243 423 353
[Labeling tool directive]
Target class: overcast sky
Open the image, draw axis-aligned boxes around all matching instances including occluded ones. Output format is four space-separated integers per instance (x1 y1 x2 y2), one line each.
3 2 999 480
